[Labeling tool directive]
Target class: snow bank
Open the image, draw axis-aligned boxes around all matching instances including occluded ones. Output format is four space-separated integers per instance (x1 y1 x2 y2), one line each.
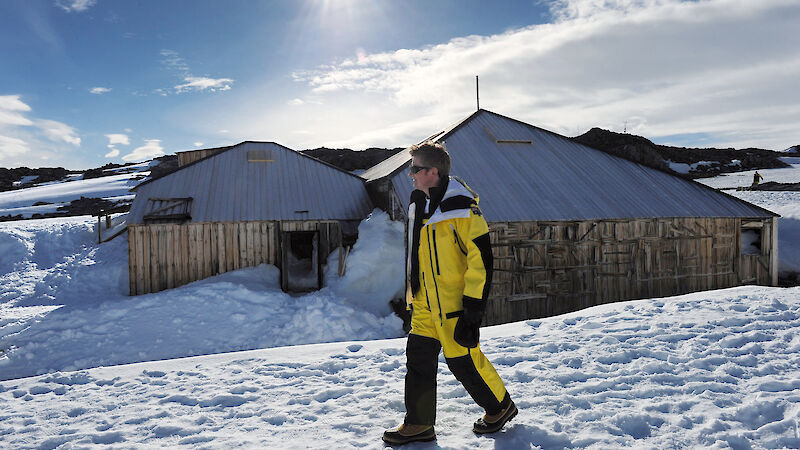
325 209 405 316
1 286 799 448
0 212 404 381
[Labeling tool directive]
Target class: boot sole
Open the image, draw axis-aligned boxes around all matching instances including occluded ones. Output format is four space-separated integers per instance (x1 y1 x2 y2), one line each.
381 432 436 445
473 403 518 434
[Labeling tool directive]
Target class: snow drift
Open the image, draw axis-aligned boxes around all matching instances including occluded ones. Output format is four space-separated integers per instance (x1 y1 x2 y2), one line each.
0 211 405 381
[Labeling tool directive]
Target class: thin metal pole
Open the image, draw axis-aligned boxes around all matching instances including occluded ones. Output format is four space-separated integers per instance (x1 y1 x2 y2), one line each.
476 75 480 110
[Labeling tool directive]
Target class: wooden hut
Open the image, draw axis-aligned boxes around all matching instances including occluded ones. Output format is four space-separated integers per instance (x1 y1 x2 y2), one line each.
362 109 779 325
127 141 373 295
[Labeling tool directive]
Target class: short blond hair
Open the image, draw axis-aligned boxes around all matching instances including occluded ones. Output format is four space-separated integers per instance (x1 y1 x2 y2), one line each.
409 142 450 177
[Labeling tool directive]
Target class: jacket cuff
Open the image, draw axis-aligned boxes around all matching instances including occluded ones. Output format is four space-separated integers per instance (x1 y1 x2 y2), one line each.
462 295 484 314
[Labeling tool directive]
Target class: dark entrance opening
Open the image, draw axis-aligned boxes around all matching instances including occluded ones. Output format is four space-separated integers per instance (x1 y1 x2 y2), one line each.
282 231 321 292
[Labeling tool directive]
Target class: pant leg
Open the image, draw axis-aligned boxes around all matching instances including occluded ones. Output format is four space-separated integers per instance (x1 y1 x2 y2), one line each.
404 305 442 426
440 313 509 415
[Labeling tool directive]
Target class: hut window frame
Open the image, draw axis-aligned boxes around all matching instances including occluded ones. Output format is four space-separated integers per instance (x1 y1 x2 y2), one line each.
142 197 193 224
247 149 274 163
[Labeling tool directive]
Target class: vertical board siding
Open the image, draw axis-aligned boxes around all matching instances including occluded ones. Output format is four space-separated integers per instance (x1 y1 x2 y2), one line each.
128 221 342 295
484 216 775 326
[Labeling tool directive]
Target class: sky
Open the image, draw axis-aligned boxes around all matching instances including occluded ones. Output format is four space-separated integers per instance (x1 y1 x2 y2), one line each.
0 0 798 170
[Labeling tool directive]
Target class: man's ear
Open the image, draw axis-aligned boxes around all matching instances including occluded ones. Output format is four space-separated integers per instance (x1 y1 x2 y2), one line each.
430 167 439 177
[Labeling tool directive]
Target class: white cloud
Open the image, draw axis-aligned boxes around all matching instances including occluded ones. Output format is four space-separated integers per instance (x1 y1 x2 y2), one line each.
0 95 32 112
90 87 111 95
105 133 130 146
0 95 34 126
0 135 29 158
285 0 800 151
0 95 84 166
105 148 120 158
175 76 234 93
193 142 204 147
288 98 305 106
35 119 81 146
159 49 234 95
122 139 164 162
55 0 97 13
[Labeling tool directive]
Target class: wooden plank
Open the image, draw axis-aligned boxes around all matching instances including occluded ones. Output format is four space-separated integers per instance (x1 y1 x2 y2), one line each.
128 227 138 296
127 227 135 295
189 224 199 283
139 226 149 295
239 222 248 268
770 217 779 286
149 226 160 293
258 222 267 265
159 226 168 292
206 223 215 277
224 223 233 272
177 225 186 286
165 226 174 290
246 222 256 267
216 223 226 274
231 223 240 270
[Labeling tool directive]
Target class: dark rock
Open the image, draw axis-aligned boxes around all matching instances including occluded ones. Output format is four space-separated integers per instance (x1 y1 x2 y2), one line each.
571 129 790 179
749 181 800 191
300 147 404 171
56 197 121 216
0 166 72 192
147 155 179 181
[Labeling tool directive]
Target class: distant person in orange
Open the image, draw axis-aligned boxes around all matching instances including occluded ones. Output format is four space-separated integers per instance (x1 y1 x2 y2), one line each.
751 171 763 190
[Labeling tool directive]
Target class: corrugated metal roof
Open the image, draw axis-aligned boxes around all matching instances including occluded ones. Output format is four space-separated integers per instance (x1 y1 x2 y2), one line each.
360 111 477 182
128 142 374 224
368 109 776 221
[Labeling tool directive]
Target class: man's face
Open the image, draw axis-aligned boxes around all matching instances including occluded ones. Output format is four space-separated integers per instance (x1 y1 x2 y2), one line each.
409 156 440 195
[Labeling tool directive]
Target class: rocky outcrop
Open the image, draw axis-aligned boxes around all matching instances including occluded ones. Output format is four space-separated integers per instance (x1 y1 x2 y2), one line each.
572 128 790 178
0 167 71 192
300 147 404 171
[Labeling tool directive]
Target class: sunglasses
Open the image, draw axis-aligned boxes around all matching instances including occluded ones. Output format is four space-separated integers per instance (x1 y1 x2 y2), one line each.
409 165 430 174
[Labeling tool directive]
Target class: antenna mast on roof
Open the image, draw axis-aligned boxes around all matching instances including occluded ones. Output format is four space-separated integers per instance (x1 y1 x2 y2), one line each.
476 75 480 110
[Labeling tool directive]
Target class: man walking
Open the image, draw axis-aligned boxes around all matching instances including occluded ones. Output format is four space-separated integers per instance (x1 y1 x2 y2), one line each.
383 143 516 445
751 171 763 190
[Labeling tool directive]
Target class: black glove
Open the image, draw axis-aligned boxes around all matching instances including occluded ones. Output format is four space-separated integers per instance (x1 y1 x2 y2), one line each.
454 297 483 348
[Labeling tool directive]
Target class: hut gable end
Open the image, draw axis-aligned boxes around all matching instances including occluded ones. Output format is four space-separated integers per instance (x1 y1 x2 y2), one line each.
128 141 373 224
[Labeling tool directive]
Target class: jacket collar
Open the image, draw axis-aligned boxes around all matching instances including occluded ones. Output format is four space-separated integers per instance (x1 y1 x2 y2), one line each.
424 177 476 226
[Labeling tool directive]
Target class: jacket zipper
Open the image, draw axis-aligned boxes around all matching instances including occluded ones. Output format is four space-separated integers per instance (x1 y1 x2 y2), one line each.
450 224 467 255
432 224 441 275
425 226 444 325
421 272 431 309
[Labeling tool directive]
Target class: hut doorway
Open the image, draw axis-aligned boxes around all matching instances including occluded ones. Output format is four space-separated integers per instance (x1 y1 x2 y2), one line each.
281 230 321 292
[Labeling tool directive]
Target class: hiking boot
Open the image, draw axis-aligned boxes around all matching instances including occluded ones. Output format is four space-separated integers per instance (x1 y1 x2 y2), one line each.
382 423 436 445
473 400 518 434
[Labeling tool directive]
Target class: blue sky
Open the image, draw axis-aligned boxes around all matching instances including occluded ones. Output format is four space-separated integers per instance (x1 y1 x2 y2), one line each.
1 0 798 169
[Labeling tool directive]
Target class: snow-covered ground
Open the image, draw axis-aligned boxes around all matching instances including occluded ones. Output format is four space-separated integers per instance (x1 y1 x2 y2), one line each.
2 286 799 448
1 160 800 448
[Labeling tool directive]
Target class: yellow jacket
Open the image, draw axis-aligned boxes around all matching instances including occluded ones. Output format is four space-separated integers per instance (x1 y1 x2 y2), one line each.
407 177 493 325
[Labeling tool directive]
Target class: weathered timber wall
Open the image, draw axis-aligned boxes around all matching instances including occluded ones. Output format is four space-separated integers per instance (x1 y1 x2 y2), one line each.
128 220 340 295
176 148 227 167
484 217 775 325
